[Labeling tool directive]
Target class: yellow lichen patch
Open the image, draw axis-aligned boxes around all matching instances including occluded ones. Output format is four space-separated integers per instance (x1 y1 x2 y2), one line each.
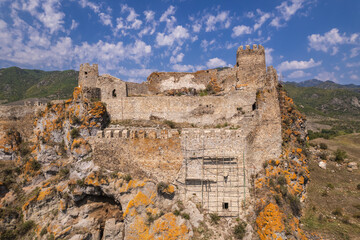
124 191 156 217
151 212 189 239
22 195 37 211
84 172 108 186
164 184 175 195
119 179 147 193
37 187 53 201
256 203 285 240
59 199 67 211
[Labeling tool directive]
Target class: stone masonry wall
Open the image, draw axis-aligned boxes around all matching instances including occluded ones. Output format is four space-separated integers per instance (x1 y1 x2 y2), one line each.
103 91 256 125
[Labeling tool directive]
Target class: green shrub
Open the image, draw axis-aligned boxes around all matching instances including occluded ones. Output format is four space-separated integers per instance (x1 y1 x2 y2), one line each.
181 213 190 220
76 179 85 187
277 175 287 186
164 120 176 129
326 183 335 189
332 207 342 216
209 213 220 224
40 227 48 236
72 116 81 125
70 128 80 139
0 230 16 240
357 184 360 190
173 209 181 216
157 181 169 193
319 152 328 160
59 167 70 178
334 149 347 162
19 142 31 157
319 143 328 150
31 160 41 171
262 161 268 169
233 220 247 239
18 220 36 235
288 195 301 216
123 174 132 182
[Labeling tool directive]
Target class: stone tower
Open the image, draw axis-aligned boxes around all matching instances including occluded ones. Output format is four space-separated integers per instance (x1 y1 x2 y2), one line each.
236 44 266 87
79 63 99 88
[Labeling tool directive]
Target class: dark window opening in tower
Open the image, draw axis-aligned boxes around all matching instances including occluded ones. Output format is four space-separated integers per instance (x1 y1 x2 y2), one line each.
222 202 229 210
252 102 257 111
84 72 88 75
112 89 117 98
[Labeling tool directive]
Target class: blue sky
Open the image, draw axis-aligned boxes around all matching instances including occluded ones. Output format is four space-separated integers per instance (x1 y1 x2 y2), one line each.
0 0 359 84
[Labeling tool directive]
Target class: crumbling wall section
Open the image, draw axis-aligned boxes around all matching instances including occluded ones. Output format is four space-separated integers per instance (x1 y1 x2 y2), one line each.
91 128 182 182
126 82 149 96
103 92 256 125
97 74 127 100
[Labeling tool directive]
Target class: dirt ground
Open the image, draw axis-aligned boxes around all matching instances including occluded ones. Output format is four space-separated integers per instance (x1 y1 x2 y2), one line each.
302 133 360 239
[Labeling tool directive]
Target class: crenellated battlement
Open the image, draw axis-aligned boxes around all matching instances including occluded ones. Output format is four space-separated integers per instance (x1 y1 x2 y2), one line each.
96 128 180 139
237 44 265 53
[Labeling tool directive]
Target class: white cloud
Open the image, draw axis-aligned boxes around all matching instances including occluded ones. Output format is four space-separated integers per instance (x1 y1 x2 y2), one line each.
205 11 230 32
144 10 155 22
350 47 360 58
70 19 78 30
118 67 155 78
170 53 184 64
287 70 310 79
334 66 340 71
119 4 142 30
308 28 359 53
232 25 252 37
172 64 195 72
156 25 190 47
350 74 359 80
270 0 305 28
346 62 360 68
206 58 227 69
265 48 274 65
277 58 322 72
254 9 271 31
315 71 336 82
192 23 201 33
160 5 176 30
200 39 215 51
78 0 112 27
99 12 112 27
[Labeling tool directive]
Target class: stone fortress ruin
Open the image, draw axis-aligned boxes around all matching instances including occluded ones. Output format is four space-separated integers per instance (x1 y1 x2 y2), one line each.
82 44 282 217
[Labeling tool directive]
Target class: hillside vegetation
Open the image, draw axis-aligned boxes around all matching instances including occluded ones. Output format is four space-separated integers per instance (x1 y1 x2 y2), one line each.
283 81 360 137
0 67 78 103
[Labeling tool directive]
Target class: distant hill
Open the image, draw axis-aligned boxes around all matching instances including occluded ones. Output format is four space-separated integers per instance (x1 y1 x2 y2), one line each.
285 79 360 92
283 81 360 118
0 67 78 104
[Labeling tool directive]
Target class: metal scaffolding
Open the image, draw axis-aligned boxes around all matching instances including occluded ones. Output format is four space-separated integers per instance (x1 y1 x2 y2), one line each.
183 136 246 217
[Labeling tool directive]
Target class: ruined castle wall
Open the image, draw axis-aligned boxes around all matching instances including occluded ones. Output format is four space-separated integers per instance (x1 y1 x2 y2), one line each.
146 70 218 94
236 45 267 88
79 63 98 88
245 67 282 171
97 74 127 99
126 82 149 96
103 92 256 125
91 128 183 182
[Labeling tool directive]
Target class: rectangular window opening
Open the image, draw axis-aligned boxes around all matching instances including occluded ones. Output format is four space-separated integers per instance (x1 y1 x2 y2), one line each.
222 202 229 210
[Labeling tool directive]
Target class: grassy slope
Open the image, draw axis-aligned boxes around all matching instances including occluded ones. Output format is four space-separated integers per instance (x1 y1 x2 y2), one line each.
283 83 360 119
302 134 360 239
0 67 78 103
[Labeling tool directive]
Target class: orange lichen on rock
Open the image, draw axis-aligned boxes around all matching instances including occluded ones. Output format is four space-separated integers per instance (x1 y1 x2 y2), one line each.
124 190 156 217
84 172 108 186
256 203 285 240
37 187 53 201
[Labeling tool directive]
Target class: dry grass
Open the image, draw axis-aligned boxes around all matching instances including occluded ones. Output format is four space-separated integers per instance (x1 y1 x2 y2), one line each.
302 133 360 239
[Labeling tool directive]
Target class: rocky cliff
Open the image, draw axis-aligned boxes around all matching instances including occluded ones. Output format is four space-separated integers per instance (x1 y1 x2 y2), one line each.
0 83 312 240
